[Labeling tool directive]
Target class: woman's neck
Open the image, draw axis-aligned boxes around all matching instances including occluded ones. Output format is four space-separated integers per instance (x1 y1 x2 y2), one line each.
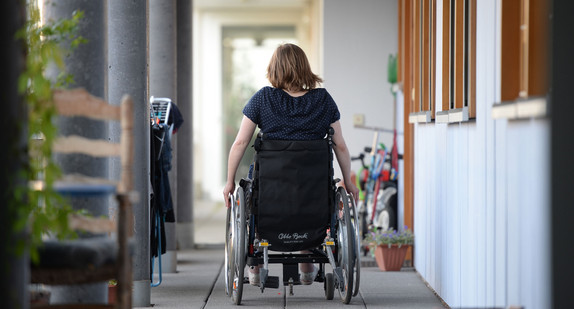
283 89 308 97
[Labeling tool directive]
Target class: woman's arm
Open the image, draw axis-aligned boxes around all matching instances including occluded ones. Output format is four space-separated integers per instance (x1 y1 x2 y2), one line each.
330 121 359 201
223 115 257 207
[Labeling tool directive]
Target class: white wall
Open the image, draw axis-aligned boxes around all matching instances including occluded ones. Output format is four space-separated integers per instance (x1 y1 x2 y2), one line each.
193 11 224 201
411 0 551 308
323 0 399 179
193 4 320 200
194 0 397 200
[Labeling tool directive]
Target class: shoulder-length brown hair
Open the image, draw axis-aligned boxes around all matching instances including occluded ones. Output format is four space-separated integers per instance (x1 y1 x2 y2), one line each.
266 43 323 91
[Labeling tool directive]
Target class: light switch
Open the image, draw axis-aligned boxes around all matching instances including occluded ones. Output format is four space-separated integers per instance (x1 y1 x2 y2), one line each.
353 114 365 126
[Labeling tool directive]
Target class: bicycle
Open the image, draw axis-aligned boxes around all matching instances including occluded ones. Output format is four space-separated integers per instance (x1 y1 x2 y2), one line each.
351 132 399 255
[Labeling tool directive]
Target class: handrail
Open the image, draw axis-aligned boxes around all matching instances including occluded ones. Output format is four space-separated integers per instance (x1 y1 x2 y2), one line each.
354 124 403 135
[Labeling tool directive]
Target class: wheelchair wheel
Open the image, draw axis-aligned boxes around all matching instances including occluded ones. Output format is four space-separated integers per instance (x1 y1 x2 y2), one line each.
335 187 355 304
224 204 233 297
230 187 247 305
375 205 396 231
349 195 361 297
324 272 335 300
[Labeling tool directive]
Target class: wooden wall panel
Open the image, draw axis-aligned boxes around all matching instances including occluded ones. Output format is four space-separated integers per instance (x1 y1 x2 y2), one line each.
414 0 422 112
468 0 476 118
442 0 451 110
402 0 414 264
528 0 549 97
454 0 464 109
501 0 520 101
423 0 430 111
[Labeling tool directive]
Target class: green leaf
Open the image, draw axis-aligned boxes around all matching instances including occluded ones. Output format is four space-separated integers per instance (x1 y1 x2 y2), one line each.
9 1 86 261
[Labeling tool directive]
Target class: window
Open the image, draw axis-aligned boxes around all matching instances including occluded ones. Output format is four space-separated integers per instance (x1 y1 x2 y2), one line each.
405 0 437 124
436 0 476 123
492 0 549 120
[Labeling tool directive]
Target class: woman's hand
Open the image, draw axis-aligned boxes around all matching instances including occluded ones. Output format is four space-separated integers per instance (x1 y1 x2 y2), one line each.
223 181 235 208
345 180 360 204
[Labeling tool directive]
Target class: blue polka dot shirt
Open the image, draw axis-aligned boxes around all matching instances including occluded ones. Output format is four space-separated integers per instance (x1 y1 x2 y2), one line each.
243 86 341 140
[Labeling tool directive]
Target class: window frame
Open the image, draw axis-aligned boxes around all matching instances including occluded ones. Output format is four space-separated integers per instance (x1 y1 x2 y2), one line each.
436 0 476 124
492 0 549 120
407 0 437 124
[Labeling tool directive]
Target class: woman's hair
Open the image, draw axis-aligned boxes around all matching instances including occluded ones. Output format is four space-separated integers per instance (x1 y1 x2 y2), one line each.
267 43 323 91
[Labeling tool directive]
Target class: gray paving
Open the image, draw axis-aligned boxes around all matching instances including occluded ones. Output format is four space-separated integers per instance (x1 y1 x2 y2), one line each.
137 199 447 308
136 248 447 309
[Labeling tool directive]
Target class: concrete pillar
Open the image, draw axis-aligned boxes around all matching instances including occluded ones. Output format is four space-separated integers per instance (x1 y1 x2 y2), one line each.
150 0 178 272
552 2 574 308
0 1 28 308
108 1 150 307
176 0 194 249
42 1 108 304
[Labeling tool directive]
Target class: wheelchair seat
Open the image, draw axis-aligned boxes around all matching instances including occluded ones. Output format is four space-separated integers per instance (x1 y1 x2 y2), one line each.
254 137 334 252
225 129 360 305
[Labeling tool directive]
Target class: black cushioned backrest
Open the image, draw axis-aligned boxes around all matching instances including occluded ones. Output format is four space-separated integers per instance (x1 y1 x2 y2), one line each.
255 138 332 252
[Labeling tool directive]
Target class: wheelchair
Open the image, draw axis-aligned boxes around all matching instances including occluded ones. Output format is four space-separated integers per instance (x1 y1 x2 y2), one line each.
225 129 361 305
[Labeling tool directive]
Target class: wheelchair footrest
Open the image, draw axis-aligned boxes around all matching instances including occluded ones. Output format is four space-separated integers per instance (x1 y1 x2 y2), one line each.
241 276 280 289
264 276 280 289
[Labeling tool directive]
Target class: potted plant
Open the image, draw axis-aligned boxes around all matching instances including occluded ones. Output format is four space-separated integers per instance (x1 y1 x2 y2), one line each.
364 226 414 271
108 279 118 304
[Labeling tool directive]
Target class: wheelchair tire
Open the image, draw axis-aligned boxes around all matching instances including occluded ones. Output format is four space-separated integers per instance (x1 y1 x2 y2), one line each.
224 206 233 297
375 183 397 230
336 187 355 304
375 205 396 231
324 273 335 300
349 196 361 297
231 187 247 305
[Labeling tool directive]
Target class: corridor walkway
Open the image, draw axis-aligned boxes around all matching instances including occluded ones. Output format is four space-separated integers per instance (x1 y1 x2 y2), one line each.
137 249 446 309
136 199 447 309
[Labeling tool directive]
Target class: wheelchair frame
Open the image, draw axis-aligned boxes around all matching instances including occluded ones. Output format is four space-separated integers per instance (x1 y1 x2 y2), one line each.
224 131 361 305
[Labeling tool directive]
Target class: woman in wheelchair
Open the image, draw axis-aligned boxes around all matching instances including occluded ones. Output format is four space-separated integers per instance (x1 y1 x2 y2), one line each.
223 43 360 304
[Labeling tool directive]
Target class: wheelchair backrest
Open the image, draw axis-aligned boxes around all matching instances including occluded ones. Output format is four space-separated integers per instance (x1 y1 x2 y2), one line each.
253 134 334 252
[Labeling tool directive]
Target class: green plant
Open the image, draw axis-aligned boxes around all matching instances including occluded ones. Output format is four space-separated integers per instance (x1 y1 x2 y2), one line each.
364 225 414 251
10 3 86 263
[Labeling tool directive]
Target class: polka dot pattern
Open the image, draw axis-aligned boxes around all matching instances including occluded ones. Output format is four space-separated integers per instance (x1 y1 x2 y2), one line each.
243 86 341 140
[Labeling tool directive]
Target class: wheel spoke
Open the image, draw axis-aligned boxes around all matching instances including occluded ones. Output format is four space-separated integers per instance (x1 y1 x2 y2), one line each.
231 187 246 305
224 205 233 296
336 187 354 304
349 196 361 296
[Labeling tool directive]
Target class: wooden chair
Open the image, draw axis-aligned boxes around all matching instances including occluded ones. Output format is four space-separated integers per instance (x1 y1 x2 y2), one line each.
30 88 135 309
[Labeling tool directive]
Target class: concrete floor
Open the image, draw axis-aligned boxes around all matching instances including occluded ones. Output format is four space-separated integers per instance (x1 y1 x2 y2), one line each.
137 198 447 309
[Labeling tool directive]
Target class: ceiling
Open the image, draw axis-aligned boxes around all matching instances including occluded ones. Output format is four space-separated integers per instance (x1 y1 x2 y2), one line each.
194 0 311 10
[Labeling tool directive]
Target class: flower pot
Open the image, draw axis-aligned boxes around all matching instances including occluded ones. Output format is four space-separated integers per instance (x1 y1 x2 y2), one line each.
374 244 409 271
30 289 51 305
108 284 117 304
